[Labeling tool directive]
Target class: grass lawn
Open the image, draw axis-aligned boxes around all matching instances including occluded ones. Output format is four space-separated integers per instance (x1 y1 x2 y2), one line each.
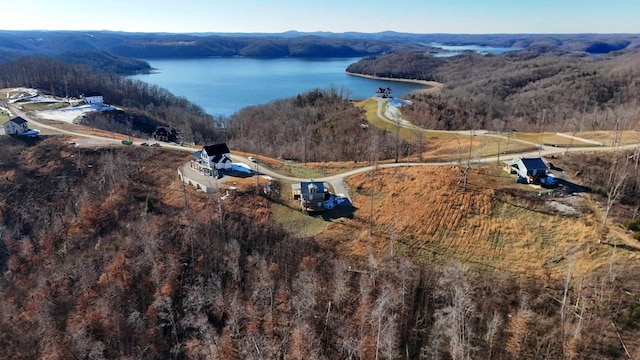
573 130 640 146
22 102 69 111
0 109 9 123
513 132 601 147
473 135 539 159
271 181 333 236
271 203 332 236
354 99 458 141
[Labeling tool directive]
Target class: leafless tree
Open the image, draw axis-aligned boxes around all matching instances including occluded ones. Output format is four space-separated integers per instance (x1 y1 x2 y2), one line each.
434 265 476 360
600 115 630 241
484 311 502 360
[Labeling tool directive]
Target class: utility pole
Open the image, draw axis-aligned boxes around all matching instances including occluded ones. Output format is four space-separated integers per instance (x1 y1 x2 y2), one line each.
255 154 260 192
539 109 546 157
369 168 375 237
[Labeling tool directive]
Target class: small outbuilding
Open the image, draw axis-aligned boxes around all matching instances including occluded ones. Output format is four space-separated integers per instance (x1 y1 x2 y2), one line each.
3 116 28 135
506 157 548 184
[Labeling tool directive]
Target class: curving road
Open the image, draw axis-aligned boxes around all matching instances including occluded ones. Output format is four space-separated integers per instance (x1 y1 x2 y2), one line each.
8 102 639 201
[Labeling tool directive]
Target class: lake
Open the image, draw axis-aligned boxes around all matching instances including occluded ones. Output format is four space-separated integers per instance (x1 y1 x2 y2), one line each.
428 42 522 57
129 57 430 116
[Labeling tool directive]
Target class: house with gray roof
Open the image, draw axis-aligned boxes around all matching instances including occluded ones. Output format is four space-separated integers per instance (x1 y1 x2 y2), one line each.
506 157 548 183
3 116 28 135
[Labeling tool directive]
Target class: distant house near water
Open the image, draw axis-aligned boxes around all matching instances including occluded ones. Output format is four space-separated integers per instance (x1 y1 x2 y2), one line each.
374 87 393 98
3 116 28 135
83 91 103 104
153 126 177 142
190 143 232 177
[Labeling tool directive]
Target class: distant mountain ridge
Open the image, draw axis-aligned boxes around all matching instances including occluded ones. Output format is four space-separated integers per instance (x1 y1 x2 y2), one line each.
0 30 638 74
190 30 640 52
0 30 429 73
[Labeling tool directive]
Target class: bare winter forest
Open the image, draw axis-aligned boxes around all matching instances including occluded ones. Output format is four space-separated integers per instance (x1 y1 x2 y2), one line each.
1 137 639 359
348 51 640 132
1 40 640 359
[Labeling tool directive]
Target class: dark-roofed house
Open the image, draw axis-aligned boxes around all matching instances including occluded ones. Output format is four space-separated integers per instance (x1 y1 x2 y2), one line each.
190 143 232 176
295 181 328 212
3 116 28 135
506 157 548 183
153 126 177 142
374 87 392 98
83 91 103 104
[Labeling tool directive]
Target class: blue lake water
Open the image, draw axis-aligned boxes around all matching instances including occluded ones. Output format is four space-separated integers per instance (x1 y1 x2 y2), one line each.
129 57 431 116
429 42 522 57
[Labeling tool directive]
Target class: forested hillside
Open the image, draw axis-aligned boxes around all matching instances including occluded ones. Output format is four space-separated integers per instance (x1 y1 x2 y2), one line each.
0 57 225 145
0 30 428 69
1 137 638 359
347 51 640 131
226 88 412 162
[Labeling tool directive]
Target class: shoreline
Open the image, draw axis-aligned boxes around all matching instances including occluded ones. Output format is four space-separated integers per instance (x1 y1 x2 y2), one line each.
345 71 443 94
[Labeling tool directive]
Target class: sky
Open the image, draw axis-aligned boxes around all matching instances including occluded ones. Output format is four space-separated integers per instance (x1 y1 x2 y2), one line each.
3 0 639 34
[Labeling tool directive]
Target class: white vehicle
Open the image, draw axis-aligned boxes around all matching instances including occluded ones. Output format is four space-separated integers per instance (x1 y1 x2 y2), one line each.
247 156 257 163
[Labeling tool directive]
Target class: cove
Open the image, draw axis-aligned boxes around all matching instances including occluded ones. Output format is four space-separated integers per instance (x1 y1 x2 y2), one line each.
130 57 430 116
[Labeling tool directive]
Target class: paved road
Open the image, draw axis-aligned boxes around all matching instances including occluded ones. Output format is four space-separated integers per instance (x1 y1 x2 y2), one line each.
9 102 639 201
372 97 550 151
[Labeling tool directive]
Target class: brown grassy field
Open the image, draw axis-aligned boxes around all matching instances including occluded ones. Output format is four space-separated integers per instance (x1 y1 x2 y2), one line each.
573 130 640 146
21 102 69 111
316 165 640 279
0 109 9 123
514 132 601 147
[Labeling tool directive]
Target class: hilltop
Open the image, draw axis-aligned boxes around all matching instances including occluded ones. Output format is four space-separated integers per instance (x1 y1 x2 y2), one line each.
0 136 639 359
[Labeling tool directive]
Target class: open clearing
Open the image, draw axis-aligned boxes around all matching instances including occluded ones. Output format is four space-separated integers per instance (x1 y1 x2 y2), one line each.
513 132 601 147
317 165 640 279
355 98 459 140
22 102 69 111
573 130 640 146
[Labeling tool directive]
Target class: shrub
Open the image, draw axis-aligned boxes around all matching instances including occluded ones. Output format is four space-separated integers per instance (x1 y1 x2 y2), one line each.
626 219 640 232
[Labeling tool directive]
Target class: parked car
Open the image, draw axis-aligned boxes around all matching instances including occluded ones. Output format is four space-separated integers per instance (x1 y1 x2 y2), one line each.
140 142 149 146
151 143 161 147
121 140 133 146
248 156 257 162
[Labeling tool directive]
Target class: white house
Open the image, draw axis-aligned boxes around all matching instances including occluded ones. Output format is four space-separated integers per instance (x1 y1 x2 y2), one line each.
190 143 233 176
83 91 104 105
3 116 28 135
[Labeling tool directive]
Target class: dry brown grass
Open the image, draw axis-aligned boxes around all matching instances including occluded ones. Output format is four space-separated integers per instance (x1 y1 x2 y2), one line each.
514 132 599 146
323 165 640 279
573 130 640 146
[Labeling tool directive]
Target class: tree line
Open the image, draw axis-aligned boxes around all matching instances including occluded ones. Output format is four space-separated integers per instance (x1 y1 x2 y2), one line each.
0 57 226 145
226 87 414 163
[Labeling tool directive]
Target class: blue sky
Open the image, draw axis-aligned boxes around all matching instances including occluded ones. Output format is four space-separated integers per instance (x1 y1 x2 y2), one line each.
3 0 639 33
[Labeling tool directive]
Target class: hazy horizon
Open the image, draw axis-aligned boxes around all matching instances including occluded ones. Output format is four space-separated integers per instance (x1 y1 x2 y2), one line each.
2 0 639 34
